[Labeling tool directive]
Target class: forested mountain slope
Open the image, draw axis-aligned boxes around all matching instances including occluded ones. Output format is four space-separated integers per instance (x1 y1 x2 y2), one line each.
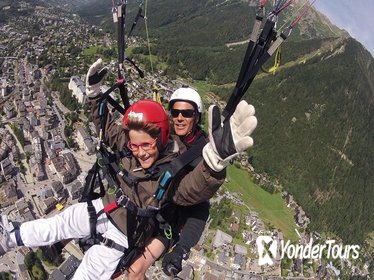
76 0 373 245
220 37 374 244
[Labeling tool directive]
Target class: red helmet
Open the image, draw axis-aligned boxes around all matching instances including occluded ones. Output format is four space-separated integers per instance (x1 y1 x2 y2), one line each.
123 100 170 148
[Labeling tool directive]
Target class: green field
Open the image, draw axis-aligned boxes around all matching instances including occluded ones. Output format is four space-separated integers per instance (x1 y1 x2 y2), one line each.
189 80 212 101
225 165 298 242
83 46 100 56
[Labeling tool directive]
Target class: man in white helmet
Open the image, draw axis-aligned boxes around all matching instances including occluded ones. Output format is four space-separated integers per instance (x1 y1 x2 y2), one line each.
162 86 209 275
168 86 204 143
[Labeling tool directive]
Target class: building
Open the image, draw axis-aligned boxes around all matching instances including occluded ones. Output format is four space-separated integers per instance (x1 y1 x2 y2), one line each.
1 78 9 97
4 101 16 118
60 255 81 279
22 87 31 101
49 254 81 280
50 269 66 280
233 254 245 270
234 244 247 256
0 157 15 180
32 136 42 158
217 251 230 266
76 126 95 155
50 152 79 184
63 152 79 176
0 180 17 208
21 117 33 139
16 198 29 212
17 247 31 280
66 180 83 200
213 230 233 248
28 112 38 126
51 181 65 198
178 264 195 280
29 156 45 181
15 198 36 222
68 76 86 104
11 145 20 162
41 196 58 214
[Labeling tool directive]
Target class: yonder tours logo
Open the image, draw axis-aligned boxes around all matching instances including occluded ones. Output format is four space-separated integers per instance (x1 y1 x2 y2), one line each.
256 236 360 266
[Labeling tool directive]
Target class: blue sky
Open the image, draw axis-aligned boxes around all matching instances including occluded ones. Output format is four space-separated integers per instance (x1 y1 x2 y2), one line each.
314 0 374 57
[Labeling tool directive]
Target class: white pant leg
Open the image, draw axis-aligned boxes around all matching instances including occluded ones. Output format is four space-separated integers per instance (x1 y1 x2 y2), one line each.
72 244 125 280
20 200 98 246
20 199 129 280
19 198 129 247
71 200 130 280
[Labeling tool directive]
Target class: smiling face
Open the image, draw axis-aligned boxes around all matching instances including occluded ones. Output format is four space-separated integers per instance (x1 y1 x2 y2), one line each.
129 130 159 169
171 101 199 137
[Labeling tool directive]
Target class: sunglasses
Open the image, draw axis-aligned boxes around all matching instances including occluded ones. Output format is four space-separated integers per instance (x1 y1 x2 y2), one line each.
127 138 157 152
170 108 196 118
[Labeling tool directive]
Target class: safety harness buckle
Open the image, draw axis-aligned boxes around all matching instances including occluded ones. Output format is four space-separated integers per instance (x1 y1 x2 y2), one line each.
154 170 173 201
117 194 126 205
100 236 127 252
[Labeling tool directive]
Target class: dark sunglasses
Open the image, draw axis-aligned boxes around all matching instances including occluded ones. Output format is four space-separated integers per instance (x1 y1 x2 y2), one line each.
170 108 196 118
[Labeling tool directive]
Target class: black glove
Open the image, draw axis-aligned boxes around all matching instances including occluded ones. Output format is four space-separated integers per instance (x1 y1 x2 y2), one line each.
162 244 190 276
203 100 257 171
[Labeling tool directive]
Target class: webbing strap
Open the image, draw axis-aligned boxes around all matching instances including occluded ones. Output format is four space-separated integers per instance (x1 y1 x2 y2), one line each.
223 19 276 120
128 2 144 37
153 136 206 202
99 82 126 115
99 191 158 218
87 200 98 238
98 144 145 188
234 15 263 89
170 136 206 175
97 234 128 252
80 160 106 203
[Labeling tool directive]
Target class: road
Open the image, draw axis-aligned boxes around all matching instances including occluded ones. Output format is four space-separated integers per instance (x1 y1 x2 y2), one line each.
226 38 250 48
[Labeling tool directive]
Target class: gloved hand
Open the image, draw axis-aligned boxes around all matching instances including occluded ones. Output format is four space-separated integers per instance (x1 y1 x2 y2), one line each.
203 100 257 172
85 58 108 98
162 244 190 276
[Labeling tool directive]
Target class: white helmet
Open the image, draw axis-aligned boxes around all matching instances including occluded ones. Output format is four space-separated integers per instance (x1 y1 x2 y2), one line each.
169 87 203 113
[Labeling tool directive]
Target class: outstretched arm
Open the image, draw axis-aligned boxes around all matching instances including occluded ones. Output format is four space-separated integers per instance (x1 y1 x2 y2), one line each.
85 58 127 151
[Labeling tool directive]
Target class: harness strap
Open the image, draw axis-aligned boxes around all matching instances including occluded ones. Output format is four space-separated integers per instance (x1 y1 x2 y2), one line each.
154 136 206 202
98 144 146 187
170 136 206 174
97 234 128 252
87 200 98 238
97 190 158 219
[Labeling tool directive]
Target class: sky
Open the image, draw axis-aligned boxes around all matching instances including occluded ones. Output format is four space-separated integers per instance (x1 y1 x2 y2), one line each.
314 0 374 57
